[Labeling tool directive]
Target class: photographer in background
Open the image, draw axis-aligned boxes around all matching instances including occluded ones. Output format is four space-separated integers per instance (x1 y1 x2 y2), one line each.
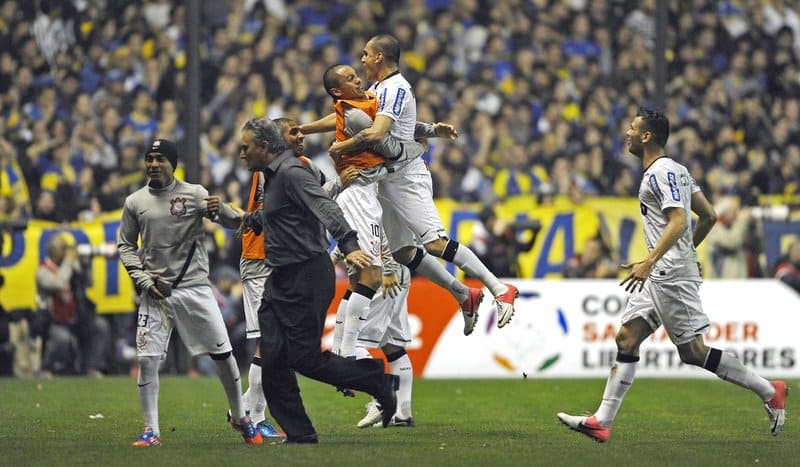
563 236 619 279
470 205 540 278
705 197 753 278
35 233 110 377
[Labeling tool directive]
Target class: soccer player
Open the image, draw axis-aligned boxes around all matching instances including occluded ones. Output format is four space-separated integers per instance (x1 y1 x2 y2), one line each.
304 63 462 359
236 118 357 437
306 36 519 337
118 139 261 446
557 109 788 442
332 231 416 428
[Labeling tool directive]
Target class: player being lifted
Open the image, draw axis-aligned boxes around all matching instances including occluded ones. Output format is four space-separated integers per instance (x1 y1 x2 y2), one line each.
302 36 518 339
305 62 474 361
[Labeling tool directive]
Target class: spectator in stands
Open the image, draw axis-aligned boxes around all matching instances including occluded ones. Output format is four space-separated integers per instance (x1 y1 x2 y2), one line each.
706 197 753 278
563 237 619 279
1 0 800 315
774 240 800 294
36 233 111 377
31 0 76 65
470 205 539 278
0 134 31 221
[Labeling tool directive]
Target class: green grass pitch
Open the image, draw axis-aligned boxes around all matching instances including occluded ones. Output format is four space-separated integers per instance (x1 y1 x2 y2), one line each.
1 376 796 466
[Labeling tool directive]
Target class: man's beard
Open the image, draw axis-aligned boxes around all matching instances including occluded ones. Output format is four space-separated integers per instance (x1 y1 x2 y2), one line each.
148 177 164 188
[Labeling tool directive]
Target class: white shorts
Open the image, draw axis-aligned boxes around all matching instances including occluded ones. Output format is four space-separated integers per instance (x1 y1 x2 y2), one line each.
621 279 710 345
379 157 447 252
337 182 383 264
242 273 269 340
357 273 412 349
136 285 233 357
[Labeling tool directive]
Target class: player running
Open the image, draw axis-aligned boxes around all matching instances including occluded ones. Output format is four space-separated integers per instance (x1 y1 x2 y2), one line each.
557 109 788 442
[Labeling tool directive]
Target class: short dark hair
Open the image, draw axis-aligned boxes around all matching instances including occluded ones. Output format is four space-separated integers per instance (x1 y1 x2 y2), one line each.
369 34 400 66
323 64 347 99
272 117 297 131
242 117 285 154
637 107 670 148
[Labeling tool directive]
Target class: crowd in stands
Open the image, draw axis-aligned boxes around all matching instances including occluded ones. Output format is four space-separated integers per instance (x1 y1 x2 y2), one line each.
2 0 800 375
2 0 800 226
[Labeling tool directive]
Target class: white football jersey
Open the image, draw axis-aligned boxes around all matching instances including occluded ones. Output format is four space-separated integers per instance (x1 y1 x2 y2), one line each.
638 157 701 282
369 72 416 142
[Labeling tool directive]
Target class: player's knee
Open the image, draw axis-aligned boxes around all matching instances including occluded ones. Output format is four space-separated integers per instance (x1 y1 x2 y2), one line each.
423 238 448 257
360 266 383 289
615 332 640 355
677 341 706 367
393 246 419 266
138 355 160 374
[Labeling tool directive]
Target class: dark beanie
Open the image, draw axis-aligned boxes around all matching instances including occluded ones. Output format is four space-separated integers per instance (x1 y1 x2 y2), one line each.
146 139 178 169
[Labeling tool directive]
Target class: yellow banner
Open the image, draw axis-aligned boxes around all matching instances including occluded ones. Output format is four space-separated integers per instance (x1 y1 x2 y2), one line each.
1 197 661 312
434 196 649 278
1 211 135 313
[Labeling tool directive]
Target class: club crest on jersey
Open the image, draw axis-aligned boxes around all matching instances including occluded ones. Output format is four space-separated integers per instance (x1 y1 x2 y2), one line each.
170 197 188 217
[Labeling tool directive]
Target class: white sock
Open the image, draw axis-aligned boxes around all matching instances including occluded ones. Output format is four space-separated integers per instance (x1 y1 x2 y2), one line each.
244 359 266 424
389 353 413 419
137 356 161 435
340 290 371 357
415 252 468 303
214 354 245 420
332 296 348 354
594 358 638 427
710 349 775 401
451 243 505 296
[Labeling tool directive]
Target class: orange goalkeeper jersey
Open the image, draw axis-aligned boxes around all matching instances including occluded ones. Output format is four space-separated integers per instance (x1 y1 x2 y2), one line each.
241 156 318 260
333 92 384 173
241 172 265 260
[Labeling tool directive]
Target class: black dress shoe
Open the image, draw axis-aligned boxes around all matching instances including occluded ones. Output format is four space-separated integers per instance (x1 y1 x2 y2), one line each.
374 374 399 428
281 433 319 444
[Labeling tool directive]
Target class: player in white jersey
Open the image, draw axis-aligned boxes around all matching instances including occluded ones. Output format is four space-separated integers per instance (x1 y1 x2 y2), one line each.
332 231 416 428
320 35 519 337
359 35 518 336
557 109 788 442
118 139 261 446
303 64 484 363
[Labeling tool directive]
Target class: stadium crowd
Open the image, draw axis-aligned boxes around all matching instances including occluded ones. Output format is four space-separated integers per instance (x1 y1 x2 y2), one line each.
2 0 800 225
1 0 800 377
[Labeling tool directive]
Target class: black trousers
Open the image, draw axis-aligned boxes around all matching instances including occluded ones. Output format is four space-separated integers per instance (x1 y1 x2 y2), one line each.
258 253 385 439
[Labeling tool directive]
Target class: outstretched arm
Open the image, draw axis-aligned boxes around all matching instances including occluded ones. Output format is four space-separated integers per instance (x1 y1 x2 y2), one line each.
299 113 336 134
415 122 458 140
